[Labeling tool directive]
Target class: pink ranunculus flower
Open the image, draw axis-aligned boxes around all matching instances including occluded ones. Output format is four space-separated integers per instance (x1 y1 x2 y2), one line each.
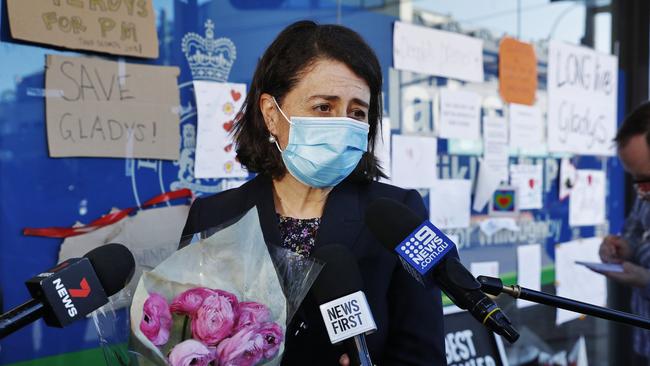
170 287 215 315
168 339 216 366
171 288 239 317
192 293 238 345
258 322 284 359
234 302 271 331
212 289 239 309
139 292 172 346
216 325 265 366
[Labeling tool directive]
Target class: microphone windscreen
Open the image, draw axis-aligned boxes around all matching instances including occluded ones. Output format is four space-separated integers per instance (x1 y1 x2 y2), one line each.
83 243 135 296
311 245 363 304
365 198 423 251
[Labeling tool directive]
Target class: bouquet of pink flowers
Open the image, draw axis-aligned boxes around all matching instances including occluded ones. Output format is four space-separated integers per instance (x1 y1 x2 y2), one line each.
125 208 322 366
139 288 283 366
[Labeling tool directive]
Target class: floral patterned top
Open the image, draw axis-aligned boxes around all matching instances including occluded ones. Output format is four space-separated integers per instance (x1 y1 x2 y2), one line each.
277 214 321 257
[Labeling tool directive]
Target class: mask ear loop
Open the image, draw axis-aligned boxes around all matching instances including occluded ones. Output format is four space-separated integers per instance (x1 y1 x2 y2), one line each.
271 96 292 153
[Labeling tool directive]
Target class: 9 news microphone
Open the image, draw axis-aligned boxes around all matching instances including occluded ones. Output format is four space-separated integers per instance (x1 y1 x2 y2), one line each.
0 243 135 339
365 198 519 343
312 245 376 366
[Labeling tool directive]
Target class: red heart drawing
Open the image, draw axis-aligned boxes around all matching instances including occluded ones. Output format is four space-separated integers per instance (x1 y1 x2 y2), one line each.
528 178 535 189
231 90 241 102
222 120 234 132
587 174 593 185
224 143 233 152
497 196 512 207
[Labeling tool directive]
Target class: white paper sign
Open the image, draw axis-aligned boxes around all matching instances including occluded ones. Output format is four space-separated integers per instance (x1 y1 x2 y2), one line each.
509 103 545 150
319 291 377 344
547 41 618 156
59 205 190 309
559 158 577 200
472 160 502 212
391 135 437 189
479 218 520 237
483 117 509 181
393 21 484 82
438 89 481 140
510 164 543 210
555 238 607 325
194 81 247 178
470 261 499 278
569 170 606 226
517 244 542 308
376 117 392 183
429 179 471 229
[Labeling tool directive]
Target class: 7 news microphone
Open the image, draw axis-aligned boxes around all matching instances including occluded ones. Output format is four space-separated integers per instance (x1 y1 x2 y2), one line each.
0 243 135 339
365 198 519 343
312 245 377 366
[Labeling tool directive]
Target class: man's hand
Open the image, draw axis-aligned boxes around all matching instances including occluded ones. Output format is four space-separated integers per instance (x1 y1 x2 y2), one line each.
339 354 350 366
599 235 633 263
603 261 650 288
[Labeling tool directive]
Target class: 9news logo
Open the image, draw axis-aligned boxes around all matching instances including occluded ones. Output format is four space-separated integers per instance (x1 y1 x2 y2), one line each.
396 221 455 275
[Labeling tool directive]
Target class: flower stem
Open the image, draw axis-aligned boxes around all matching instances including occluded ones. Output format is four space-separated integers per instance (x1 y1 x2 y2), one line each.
181 316 189 341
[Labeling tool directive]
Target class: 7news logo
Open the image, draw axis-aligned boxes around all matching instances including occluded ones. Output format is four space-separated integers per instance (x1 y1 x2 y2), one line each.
396 221 455 275
52 277 91 317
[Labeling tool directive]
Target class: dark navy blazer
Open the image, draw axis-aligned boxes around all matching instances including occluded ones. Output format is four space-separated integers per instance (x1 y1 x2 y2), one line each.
181 174 446 365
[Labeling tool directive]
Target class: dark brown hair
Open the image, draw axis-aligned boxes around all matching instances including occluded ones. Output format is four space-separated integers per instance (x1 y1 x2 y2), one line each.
232 20 385 182
615 101 650 149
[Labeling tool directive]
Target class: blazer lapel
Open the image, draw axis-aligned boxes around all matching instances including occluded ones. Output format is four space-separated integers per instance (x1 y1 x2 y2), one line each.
246 175 282 247
315 181 365 250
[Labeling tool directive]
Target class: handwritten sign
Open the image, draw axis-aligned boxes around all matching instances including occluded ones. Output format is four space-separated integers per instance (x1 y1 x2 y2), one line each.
193 81 247 178
569 170 605 226
499 37 537 105
547 41 618 156
46 55 180 160
393 21 484 82
7 0 158 58
438 89 481 141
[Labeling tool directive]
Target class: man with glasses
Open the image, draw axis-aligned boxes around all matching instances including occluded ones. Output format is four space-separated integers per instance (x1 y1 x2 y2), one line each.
600 101 650 359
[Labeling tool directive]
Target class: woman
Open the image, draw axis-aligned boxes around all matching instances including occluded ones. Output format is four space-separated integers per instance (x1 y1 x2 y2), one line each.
182 21 446 365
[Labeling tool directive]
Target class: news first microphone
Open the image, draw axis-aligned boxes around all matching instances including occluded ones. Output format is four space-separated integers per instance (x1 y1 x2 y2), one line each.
365 198 519 343
312 245 376 366
0 243 135 339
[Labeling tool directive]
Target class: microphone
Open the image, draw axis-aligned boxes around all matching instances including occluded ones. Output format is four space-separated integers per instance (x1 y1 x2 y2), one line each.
365 198 519 343
0 243 135 339
312 245 376 366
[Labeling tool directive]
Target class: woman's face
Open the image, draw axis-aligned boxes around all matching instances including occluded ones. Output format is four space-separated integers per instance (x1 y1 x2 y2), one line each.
260 58 371 150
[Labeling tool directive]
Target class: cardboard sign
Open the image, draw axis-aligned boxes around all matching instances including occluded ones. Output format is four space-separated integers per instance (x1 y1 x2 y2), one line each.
7 0 158 58
46 54 181 160
444 311 509 366
499 37 537 105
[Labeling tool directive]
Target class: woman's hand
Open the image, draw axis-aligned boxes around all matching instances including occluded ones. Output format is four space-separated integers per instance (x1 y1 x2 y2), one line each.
339 354 350 366
603 261 650 288
599 235 633 263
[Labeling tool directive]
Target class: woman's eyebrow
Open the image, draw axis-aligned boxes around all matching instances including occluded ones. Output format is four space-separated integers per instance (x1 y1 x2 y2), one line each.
307 95 369 108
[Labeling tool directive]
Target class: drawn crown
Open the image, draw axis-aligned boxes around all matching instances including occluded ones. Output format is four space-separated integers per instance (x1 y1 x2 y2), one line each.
182 20 236 82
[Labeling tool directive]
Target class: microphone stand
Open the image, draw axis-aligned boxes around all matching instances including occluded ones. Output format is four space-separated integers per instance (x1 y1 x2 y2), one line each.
477 276 650 330
345 334 373 366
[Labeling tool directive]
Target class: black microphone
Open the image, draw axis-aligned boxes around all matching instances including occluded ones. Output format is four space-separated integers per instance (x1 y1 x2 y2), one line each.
365 198 519 343
0 243 135 339
312 245 376 366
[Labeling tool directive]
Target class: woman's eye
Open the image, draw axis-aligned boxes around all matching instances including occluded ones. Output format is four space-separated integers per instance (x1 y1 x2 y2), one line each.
351 109 367 120
314 104 331 113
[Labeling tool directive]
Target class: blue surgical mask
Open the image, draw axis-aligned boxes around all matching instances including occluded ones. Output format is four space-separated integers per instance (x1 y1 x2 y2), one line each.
272 97 369 188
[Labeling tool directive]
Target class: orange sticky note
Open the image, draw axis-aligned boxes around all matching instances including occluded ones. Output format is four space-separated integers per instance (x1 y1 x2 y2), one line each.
499 37 538 105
